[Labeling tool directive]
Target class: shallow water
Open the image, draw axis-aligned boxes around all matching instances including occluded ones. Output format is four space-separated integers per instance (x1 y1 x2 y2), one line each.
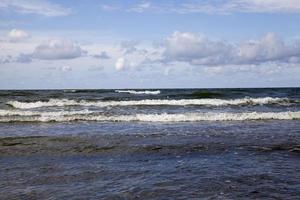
0 88 300 199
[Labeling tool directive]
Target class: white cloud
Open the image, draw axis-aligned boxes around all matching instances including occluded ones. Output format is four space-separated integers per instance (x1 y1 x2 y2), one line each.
106 0 300 14
164 31 231 65
226 0 300 13
115 57 127 71
170 0 300 14
33 39 86 60
0 0 71 17
7 29 30 42
127 2 151 13
162 31 300 66
61 65 72 72
203 65 288 76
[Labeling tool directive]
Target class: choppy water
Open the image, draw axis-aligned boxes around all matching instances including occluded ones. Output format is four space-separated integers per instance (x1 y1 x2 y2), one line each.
0 88 300 199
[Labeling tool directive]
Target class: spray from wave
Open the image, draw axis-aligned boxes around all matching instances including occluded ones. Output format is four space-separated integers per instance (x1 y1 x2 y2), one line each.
0 111 299 122
6 97 295 109
115 90 161 95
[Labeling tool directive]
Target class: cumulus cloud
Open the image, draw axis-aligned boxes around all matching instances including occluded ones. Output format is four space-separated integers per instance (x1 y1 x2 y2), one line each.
162 31 300 66
163 31 232 66
115 57 127 71
0 0 71 17
236 33 294 64
7 29 30 42
33 39 86 60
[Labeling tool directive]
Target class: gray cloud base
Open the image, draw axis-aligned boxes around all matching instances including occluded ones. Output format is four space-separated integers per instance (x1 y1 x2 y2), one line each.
32 39 85 60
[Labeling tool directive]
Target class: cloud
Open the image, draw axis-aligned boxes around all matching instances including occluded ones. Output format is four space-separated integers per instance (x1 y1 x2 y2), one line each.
115 57 127 71
120 41 139 54
16 53 32 63
127 2 151 13
0 55 13 64
33 39 86 60
161 31 300 66
92 51 110 59
203 65 288 76
104 0 300 14
7 29 30 42
220 0 300 14
163 31 232 66
0 0 71 17
0 54 32 64
163 67 175 76
168 0 300 14
61 65 72 72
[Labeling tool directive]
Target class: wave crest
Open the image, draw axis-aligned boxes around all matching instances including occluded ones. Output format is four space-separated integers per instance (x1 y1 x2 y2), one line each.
6 97 294 109
0 109 92 117
0 111 299 122
115 90 161 95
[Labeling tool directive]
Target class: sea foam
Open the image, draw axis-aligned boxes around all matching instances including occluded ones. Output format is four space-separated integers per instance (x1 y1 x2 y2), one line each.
0 109 92 117
115 90 161 95
6 97 294 109
1 111 299 122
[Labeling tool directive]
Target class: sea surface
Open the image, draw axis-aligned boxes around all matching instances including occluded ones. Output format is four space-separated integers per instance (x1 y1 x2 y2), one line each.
0 88 300 199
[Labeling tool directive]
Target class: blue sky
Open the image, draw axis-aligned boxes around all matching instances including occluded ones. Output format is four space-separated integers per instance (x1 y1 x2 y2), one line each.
1 0 300 89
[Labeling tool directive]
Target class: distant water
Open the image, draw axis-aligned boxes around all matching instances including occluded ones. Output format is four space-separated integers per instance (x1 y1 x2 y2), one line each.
0 88 300 199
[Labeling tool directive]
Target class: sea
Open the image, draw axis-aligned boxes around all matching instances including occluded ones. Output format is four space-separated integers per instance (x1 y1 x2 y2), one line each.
0 88 299 199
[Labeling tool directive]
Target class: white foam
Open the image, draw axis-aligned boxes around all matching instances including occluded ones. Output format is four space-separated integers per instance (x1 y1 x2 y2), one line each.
115 90 161 95
7 99 79 109
7 97 293 109
1 111 299 122
0 109 92 117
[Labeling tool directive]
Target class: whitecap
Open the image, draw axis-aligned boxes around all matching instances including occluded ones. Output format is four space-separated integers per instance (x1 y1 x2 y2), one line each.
115 90 161 95
6 97 294 109
1 111 299 122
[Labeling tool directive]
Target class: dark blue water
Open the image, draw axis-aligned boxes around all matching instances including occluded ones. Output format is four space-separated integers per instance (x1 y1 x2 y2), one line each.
0 88 299 199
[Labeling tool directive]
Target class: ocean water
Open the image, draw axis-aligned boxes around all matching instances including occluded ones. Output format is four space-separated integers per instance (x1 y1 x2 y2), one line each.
0 88 300 199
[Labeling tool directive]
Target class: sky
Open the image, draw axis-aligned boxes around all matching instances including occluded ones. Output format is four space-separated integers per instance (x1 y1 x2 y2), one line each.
0 0 300 89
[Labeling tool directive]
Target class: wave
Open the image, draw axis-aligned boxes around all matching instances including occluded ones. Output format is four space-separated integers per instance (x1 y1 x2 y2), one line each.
6 97 295 109
0 109 92 117
115 90 161 95
0 111 299 122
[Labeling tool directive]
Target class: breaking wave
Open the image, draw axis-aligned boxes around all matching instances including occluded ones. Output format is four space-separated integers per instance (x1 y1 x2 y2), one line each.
6 97 295 109
0 109 92 117
115 90 161 95
0 111 299 122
